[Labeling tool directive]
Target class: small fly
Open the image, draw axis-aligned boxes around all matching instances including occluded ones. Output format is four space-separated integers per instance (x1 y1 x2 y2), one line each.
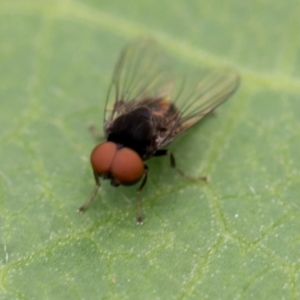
78 39 240 224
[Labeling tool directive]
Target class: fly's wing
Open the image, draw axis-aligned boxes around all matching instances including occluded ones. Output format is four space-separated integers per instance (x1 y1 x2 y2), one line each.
103 38 172 131
104 38 240 146
156 67 240 147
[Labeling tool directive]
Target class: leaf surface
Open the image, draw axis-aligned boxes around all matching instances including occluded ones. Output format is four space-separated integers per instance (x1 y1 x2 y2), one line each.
0 0 300 299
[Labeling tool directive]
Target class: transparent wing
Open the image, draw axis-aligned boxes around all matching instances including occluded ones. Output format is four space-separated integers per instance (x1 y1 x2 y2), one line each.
104 38 240 147
157 67 240 147
104 38 172 127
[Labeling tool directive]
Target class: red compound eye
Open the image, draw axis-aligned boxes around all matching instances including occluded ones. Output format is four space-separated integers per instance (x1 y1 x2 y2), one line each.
90 142 117 175
90 143 144 185
111 147 144 185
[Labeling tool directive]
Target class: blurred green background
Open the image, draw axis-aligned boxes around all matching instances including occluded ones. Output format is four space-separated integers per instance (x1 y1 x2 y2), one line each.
0 0 300 299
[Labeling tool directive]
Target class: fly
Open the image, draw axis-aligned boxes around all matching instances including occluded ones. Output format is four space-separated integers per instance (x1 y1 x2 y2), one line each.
78 39 240 224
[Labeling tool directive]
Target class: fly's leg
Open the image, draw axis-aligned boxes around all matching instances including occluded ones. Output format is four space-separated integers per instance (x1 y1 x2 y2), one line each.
154 149 208 182
77 171 101 212
87 122 103 141
136 165 148 225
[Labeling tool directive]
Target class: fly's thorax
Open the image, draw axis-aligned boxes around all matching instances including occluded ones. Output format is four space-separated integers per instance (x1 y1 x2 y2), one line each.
106 106 156 158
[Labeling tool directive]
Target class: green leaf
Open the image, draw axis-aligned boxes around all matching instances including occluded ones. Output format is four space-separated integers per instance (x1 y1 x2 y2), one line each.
1 0 300 299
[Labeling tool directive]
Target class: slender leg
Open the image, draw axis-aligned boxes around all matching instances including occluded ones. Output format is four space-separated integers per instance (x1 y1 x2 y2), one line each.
154 149 208 182
77 171 101 212
87 122 102 141
136 166 148 224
